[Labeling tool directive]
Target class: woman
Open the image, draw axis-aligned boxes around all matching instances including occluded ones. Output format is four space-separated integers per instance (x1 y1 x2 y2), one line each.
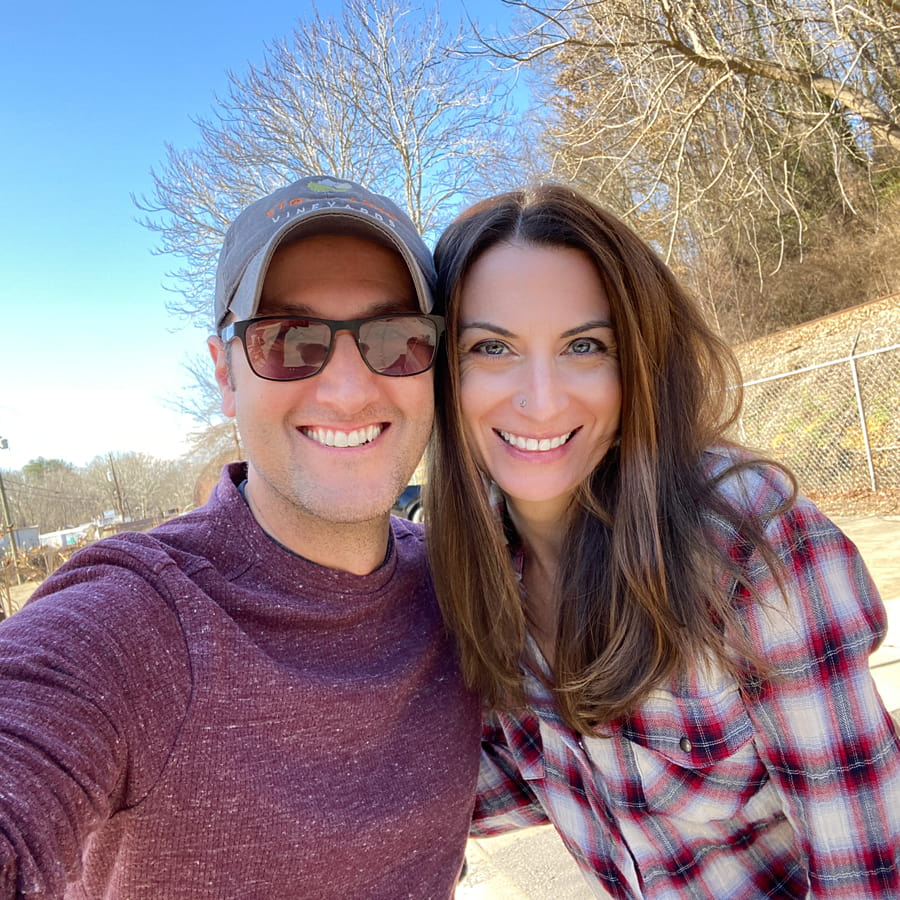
426 184 900 898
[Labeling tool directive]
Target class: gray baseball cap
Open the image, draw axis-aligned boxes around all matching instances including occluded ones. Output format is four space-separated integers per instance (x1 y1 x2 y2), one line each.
214 174 436 328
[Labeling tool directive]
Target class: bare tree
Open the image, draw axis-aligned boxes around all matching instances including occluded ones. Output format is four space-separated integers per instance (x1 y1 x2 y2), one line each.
163 352 243 467
164 353 225 430
6 459 103 533
485 0 900 339
166 356 245 506
136 0 524 325
82 453 197 520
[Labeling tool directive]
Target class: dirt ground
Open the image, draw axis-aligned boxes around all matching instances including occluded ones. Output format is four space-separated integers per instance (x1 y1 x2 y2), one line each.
2 581 37 617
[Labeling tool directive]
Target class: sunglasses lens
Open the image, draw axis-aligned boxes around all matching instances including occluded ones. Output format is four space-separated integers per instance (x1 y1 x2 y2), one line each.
237 315 440 381
243 319 332 380
359 316 439 376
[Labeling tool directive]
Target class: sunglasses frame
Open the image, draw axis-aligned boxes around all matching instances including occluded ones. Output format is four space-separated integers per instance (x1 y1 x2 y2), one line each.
221 312 446 382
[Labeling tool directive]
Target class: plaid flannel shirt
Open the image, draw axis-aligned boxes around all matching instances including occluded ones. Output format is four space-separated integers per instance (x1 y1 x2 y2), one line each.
473 454 900 898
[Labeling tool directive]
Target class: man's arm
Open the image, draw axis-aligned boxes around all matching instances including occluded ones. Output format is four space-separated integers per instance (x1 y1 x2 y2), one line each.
0 566 189 896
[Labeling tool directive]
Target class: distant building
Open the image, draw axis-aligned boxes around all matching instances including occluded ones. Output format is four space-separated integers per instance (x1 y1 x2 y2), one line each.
0 526 40 557
39 526 92 549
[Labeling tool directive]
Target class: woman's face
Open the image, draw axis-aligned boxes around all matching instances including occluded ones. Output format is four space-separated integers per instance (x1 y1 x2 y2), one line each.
457 241 622 520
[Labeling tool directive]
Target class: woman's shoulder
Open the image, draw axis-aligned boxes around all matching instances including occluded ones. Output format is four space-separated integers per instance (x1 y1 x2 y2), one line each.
700 446 795 522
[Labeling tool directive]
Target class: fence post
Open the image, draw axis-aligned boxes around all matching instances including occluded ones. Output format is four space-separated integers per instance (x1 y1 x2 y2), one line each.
849 332 877 492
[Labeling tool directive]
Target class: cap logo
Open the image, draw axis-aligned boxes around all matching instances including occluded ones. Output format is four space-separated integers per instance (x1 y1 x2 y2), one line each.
264 177 400 232
306 178 354 193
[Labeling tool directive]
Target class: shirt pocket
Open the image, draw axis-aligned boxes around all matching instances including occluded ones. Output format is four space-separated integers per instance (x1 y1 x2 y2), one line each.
617 680 770 823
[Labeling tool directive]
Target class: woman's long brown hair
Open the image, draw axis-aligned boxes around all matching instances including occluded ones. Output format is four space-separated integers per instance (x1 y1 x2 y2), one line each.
425 184 794 732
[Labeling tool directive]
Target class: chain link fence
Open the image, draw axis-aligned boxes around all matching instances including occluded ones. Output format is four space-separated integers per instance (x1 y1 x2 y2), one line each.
734 342 900 513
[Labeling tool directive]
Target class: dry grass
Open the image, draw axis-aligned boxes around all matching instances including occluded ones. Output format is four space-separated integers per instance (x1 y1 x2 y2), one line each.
732 293 900 516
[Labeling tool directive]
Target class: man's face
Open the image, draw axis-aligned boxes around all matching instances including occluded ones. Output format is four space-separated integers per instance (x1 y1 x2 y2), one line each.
209 233 434 540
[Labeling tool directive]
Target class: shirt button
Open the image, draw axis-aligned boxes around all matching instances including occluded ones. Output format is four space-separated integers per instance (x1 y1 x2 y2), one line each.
679 736 692 753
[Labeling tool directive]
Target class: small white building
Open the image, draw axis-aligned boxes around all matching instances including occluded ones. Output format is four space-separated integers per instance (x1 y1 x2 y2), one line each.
39 525 92 549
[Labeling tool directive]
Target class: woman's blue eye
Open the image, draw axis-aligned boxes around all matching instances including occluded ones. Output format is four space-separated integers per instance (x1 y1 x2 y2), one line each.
570 338 606 354
474 340 507 355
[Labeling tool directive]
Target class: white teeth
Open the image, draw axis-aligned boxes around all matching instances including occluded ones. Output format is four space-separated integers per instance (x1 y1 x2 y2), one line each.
304 425 382 447
499 430 573 451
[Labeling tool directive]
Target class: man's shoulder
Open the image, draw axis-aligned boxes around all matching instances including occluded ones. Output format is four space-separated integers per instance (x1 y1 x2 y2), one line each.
26 528 196 611
388 516 434 592
26 475 245 613
86 495 234 574
151 461 247 537
390 514 427 556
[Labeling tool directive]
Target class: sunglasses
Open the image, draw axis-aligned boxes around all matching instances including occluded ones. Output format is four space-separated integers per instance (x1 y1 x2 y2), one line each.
221 313 445 382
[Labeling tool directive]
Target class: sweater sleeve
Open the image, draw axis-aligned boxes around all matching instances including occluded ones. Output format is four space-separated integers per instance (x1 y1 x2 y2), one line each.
737 498 900 896
0 561 191 897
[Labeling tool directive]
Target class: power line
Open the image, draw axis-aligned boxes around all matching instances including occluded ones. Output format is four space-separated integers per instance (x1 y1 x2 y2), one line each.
1 482 107 504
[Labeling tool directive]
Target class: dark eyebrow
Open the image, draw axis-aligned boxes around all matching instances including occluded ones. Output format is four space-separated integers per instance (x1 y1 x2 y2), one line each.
561 319 615 338
459 321 516 337
461 319 615 338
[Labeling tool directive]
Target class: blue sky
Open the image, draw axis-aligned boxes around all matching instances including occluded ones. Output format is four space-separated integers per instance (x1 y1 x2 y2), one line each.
0 0 516 471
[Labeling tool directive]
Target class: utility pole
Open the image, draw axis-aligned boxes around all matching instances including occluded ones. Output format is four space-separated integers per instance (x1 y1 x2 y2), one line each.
0 437 22 586
108 452 126 522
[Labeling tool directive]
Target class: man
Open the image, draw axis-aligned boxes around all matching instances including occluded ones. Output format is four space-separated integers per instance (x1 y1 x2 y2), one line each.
0 176 480 898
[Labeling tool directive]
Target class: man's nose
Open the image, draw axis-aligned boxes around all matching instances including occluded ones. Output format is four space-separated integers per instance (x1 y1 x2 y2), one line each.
313 330 381 408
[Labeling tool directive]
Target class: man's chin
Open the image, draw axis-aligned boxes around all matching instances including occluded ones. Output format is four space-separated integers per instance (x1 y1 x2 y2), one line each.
306 492 399 526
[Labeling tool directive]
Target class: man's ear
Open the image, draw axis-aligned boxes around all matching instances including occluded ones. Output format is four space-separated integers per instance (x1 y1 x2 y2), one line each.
208 335 236 418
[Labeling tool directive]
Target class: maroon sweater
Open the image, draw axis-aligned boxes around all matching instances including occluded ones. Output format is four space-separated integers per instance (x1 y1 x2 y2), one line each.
0 464 480 898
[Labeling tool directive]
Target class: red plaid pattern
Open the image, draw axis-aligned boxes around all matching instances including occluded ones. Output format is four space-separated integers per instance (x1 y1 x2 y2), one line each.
473 455 900 898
